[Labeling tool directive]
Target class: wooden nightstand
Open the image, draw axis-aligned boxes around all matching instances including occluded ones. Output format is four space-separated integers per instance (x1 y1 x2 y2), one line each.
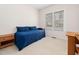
0 34 15 48
66 32 79 55
66 32 76 55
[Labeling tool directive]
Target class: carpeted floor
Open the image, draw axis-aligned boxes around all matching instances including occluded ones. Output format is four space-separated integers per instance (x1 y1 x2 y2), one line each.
0 37 67 55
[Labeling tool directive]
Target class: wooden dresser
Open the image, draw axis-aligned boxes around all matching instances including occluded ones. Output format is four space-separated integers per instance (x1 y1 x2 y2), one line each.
0 34 15 48
66 32 79 55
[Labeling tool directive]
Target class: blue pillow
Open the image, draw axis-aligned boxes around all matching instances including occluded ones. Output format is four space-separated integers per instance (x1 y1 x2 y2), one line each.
29 26 37 30
16 27 29 32
37 28 43 30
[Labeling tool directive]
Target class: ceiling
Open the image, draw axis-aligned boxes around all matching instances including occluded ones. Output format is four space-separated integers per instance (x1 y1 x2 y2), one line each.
29 4 52 10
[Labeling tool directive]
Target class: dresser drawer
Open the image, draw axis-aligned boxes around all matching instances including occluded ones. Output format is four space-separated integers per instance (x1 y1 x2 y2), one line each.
0 34 14 42
0 37 4 42
4 36 14 40
0 37 13 42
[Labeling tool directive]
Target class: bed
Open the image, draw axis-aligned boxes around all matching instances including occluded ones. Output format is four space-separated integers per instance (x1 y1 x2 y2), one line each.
15 26 45 50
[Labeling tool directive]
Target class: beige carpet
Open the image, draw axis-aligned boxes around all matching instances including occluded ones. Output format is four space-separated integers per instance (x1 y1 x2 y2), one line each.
0 37 67 55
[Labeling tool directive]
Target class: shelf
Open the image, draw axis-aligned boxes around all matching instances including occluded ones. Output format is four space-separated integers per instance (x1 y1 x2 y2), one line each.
0 43 14 48
1 39 14 46
0 34 14 48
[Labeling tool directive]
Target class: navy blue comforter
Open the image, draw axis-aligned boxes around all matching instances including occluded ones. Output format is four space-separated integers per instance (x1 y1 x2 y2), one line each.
15 30 45 50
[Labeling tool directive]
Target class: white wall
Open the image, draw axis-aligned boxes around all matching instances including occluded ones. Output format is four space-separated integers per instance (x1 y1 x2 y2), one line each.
39 4 79 39
0 5 39 35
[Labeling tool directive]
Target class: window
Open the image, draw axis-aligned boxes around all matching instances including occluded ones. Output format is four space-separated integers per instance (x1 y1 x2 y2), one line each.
54 10 64 31
46 13 53 27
